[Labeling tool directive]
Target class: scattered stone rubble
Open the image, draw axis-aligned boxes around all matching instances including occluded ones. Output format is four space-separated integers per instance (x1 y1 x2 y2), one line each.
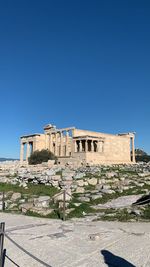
0 161 150 220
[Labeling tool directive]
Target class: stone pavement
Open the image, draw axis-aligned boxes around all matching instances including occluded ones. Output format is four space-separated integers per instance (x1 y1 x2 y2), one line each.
1 213 150 267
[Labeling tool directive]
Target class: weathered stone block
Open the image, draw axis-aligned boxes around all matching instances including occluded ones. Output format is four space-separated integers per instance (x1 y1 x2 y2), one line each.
88 178 97 186
75 187 85 194
34 196 50 208
11 192 21 201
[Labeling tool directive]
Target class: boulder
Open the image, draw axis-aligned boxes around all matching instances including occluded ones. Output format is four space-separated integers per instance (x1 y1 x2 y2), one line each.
90 194 102 200
11 192 21 201
46 169 56 176
34 196 50 208
97 195 143 209
73 172 85 179
106 172 117 178
78 196 90 202
101 189 115 194
51 175 61 181
76 180 84 187
53 191 72 202
88 178 97 186
75 187 85 194
19 202 33 213
30 207 53 216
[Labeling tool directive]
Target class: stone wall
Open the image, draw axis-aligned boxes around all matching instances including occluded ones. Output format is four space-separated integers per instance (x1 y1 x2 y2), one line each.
74 129 131 164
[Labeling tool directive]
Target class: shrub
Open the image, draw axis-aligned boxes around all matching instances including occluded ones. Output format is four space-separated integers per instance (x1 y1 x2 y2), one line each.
28 149 57 165
136 155 150 163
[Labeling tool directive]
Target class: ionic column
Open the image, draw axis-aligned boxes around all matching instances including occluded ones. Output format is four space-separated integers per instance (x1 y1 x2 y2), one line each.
131 136 135 162
66 131 69 156
49 134 52 152
74 140 77 152
55 133 58 156
26 142 30 162
91 140 94 152
85 140 88 152
20 143 24 163
60 132 63 156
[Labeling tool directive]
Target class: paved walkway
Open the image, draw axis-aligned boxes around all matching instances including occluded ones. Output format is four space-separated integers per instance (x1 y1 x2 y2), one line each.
1 213 150 267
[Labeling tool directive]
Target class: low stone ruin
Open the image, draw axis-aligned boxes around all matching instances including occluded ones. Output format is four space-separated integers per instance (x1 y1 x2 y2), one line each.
0 161 150 220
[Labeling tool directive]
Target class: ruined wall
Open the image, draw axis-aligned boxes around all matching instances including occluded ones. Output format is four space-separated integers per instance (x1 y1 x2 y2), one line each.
34 135 46 151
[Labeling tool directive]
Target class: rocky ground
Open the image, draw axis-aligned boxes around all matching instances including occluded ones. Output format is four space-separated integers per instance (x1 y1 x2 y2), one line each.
0 161 150 221
1 213 150 267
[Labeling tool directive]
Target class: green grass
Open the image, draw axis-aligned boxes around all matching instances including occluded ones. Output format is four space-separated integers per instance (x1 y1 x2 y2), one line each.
67 203 95 218
55 171 62 176
118 170 138 175
0 182 59 197
26 209 60 219
100 208 136 222
141 205 150 220
84 184 96 191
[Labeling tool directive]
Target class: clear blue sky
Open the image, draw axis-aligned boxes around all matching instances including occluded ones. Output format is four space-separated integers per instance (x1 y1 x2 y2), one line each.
0 0 150 158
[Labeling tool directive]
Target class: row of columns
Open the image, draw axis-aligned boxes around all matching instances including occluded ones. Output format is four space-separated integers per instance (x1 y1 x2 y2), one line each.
74 140 104 153
48 130 70 157
20 142 33 162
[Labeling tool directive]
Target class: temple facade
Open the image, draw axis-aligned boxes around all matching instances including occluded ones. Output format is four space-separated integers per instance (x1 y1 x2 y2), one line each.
20 124 135 165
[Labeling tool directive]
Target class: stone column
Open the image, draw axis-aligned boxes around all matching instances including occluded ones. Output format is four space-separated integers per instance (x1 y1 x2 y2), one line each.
95 141 98 152
74 140 77 152
55 133 58 156
20 142 24 163
49 134 52 152
131 136 135 162
97 141 99 152
79 140 82 152
91 140 94 152
26 142 30 162
66 131 69 156
85 140 88 152
60 132 63 156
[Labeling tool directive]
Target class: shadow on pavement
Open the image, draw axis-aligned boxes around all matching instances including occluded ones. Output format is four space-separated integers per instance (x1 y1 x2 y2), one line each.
101 250 136 267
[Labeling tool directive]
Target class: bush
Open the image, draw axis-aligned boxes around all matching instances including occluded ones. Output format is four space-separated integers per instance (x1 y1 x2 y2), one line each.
136 155 150 163
28 149 57 165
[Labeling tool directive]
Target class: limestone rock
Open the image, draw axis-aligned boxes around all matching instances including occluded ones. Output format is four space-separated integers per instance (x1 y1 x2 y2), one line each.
34 196 50 208
106 172 117 178
75 187 85 194
76 180 84 187
30 207 53 216
88 178 97 186
101 189 115 194
78 196 90 202
11 192 21 201
97 195 143 209
90 194 102 200
46 169 56 176
74 172 85 179
19 202 33 213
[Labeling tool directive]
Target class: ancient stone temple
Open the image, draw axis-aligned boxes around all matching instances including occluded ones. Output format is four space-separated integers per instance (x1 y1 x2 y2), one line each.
20 124 135 165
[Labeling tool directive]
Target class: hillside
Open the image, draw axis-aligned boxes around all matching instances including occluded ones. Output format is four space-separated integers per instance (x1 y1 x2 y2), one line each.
0 158 18 162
